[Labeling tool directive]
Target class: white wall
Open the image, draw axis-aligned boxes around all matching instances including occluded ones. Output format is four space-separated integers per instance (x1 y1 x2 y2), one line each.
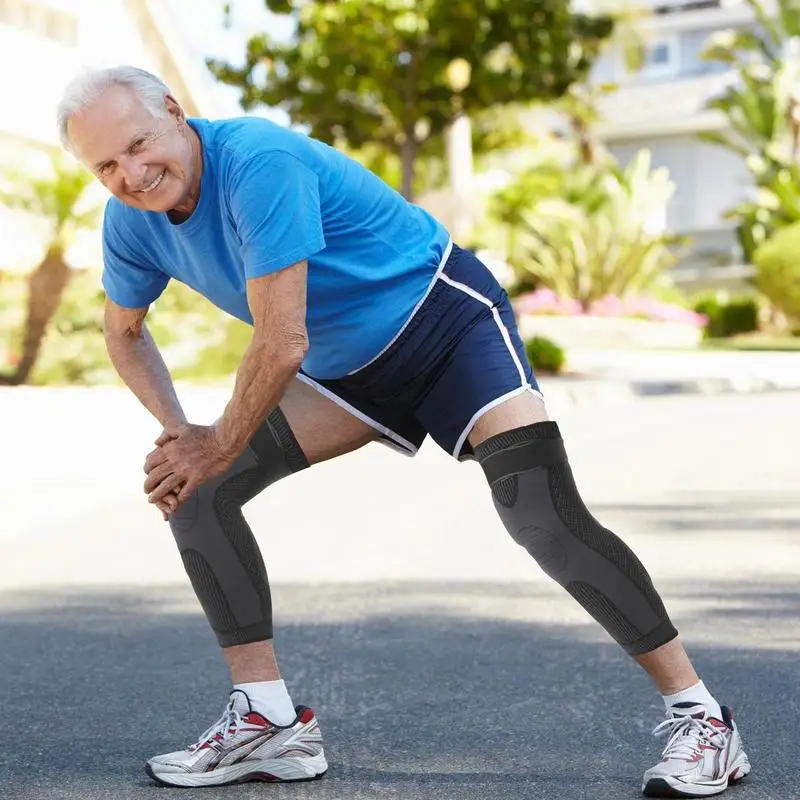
0 3 81 146
608 134 751 232
0 0 199 272
607 134 752 265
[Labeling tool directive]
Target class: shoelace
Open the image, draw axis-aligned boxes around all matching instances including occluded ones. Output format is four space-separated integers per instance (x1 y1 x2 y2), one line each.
652 713 727 760
190 704 246 750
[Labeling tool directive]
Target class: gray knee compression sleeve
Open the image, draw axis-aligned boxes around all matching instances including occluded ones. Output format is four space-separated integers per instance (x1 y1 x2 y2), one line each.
475 421 678 656
168 409 308 648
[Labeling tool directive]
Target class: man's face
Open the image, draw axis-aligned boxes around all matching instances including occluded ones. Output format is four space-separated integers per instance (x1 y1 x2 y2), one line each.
67 85 197 213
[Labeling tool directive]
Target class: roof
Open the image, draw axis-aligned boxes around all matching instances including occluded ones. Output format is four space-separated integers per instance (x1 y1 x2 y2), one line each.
594 72 734 139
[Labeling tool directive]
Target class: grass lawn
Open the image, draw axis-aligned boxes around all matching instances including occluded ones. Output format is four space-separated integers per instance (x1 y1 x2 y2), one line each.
702 335 800 351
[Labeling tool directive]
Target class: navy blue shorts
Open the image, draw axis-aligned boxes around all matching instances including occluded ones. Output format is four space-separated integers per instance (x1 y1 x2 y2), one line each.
298 243 542 460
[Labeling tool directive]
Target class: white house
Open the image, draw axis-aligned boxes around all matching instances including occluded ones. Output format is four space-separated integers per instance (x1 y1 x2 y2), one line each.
417 1 766 281
0 0 220 272
590 0 765 272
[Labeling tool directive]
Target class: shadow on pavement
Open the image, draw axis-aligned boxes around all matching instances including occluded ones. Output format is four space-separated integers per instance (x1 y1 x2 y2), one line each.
590 491 800 535
0 582 796 800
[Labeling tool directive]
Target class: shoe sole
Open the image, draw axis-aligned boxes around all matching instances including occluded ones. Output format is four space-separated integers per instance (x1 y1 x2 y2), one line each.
642 752 751 798
145 752 328 787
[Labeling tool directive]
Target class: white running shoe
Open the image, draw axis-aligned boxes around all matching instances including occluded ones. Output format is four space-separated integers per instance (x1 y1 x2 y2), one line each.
642 702 751 797
145 689 328 787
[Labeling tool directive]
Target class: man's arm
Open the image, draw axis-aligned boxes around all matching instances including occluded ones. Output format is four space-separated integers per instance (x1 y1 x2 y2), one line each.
104 298 187 429
214 259 309 459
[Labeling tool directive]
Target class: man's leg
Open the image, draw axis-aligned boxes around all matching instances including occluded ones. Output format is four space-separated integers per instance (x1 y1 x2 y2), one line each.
184 377 378 687
469 391 751 797
468 391 698 690
147 376 378 787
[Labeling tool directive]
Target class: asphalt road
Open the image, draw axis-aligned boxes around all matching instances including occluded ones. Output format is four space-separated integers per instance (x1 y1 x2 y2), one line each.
1 387 798 800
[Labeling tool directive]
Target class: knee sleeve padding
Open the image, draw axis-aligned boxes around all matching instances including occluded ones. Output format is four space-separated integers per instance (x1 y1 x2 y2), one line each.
475 421 677 656
168 408 308 648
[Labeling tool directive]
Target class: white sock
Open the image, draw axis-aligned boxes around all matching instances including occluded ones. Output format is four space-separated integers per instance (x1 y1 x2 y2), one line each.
662 680 722 720
233 679 296 726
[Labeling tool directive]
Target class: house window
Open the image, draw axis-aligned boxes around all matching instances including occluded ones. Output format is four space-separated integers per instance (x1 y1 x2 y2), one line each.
640 35 681 78
0 0 78 45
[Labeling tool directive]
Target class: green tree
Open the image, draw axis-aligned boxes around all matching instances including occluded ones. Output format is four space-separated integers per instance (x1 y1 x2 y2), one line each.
699 0 800 260
0 154 102 385
209 0 614 200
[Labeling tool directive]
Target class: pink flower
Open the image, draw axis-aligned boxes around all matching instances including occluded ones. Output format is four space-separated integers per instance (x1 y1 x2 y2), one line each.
514 290 582 316
514 291 707 327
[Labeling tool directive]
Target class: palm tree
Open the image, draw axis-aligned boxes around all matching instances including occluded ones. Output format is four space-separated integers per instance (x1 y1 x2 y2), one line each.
490 149 683 307
699 0 800 260
0 153 101 385
562 0 651 166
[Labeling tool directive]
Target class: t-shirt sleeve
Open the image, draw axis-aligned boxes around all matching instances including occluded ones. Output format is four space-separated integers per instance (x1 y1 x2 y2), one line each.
101 206 170 308
228 150 326 279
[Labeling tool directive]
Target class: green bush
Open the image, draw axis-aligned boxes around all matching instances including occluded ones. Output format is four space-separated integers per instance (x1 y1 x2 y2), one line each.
0 269 114 385
722 298 759 335
692 295 759 339
172 317 251 382
525 335 566 374
0 273 27 367
752 223 800 323
31 269 114 385
0 269 249 385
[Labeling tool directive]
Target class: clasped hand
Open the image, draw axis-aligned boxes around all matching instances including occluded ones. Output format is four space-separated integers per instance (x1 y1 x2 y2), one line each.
143 423 234 518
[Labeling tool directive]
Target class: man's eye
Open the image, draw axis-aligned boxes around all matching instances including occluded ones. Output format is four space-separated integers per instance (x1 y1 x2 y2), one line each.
130 139 146 153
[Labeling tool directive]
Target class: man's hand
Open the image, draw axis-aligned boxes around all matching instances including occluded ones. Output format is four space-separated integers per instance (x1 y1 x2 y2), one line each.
153 490 179 521
143 423 236 512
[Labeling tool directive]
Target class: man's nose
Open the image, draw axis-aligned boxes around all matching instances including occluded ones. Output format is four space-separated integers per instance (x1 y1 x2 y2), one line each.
118 155 147 191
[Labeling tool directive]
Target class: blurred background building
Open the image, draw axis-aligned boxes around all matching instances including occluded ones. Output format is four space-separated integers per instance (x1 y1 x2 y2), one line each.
590 0 762 281
0 0 220 272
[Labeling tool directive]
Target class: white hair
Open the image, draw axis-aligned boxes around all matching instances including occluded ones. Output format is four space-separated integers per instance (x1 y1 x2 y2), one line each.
56 65 172 154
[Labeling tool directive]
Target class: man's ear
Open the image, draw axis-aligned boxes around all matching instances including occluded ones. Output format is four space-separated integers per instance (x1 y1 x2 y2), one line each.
165 94 186 125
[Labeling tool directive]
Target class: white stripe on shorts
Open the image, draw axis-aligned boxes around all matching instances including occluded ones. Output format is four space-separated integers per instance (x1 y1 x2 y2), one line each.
438 273 544 458
452 386 532 459
296 372 419 456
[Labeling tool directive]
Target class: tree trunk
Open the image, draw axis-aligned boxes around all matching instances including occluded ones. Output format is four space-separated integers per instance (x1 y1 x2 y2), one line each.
0 248 71 385
400 134 417 201
569 112 596 166
578 134 596 166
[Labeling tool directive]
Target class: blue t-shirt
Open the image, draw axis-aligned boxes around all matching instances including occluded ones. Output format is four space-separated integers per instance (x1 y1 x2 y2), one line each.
101 117 451 379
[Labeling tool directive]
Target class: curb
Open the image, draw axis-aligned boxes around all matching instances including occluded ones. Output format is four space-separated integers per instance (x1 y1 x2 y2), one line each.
538 374 800 406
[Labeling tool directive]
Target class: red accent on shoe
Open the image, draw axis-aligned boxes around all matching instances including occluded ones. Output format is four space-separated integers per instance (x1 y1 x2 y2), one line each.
252 772 280 782
710 718 732 731
244 712 269 726
299 708 315 724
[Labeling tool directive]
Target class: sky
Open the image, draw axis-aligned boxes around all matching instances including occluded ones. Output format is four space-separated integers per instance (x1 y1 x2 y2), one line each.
162 0 293 120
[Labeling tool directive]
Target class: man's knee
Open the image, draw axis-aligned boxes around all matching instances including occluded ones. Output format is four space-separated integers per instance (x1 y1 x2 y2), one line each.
474 421 677 655
169 406 308 549
168 408 309 647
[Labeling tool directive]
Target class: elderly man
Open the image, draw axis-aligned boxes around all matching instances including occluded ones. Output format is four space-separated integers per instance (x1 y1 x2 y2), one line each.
56 65 750 796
